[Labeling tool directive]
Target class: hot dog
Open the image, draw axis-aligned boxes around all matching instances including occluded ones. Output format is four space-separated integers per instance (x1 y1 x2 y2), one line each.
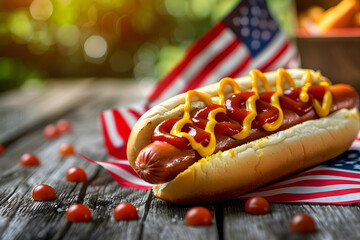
127 69 360 204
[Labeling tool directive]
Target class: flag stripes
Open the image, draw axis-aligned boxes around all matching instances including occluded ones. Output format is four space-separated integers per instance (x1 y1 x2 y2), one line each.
238 151 360 204
147 22 227 103
82 154 153 189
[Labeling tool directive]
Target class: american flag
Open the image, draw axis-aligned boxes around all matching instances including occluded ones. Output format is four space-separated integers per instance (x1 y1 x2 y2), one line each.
239 148 360 204
147 0 298 105
101 0 299 163
88 0 360 204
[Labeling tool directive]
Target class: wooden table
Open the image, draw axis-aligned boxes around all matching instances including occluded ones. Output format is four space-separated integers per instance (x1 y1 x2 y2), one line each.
0 79 359 240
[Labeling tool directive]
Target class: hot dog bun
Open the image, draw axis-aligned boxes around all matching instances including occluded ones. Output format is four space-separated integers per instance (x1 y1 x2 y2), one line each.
153 108 359 204
127 69 327 169
127 68 359 204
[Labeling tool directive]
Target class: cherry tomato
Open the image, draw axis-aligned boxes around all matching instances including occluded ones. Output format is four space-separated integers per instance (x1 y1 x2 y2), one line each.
290 214 316 233
20 153 40 166
66 204 92 222
32 184 56 201
59 143 75 157
245 197 271 215
0 144 4 155
66 167 87 182
56 119 72 134
185 207 212 226
114 203 138 220
44 124 60 139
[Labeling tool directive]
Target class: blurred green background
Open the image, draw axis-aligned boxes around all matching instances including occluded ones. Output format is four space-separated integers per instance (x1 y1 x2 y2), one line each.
0 0 293 92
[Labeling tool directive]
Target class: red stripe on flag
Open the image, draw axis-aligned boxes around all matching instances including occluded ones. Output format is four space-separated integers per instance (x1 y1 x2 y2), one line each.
263 188 360 203
100 112 116 157
128 108 144 120
102 161 140 178
112 110 132 141
227 54 251 78
181 38 241 92
147 22 226 102
288 169 360 181
253 169 360 192
251 179 360 193
106 170 153 189
259 40 290 72
81 154 152 189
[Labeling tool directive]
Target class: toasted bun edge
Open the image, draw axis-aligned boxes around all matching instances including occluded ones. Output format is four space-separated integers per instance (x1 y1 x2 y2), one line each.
152 108 360 204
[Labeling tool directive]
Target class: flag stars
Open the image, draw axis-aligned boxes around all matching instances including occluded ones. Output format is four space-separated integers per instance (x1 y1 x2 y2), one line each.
232 17 241 26
250 17 260 27
241 28 250 37
259 20 268 29
240 6 248 15
353 164 360 170
251 40 260 50
240 16 249 25
251 6 261 16
348 153 358 159
268 21 277 30
261 31 271 41
327 150 360 171
346 161 356 164
261 9 268 18
252 29 260 39
249 0 259 6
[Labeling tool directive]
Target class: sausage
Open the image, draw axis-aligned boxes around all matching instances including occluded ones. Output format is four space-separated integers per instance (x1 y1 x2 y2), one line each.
135 141 200 183
135 84 358 184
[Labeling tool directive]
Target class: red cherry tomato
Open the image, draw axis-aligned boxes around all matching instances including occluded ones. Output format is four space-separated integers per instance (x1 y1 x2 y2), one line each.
290 214 316 233
56 119 72 134
114 203 138 220
59 143 75 157
32 184 56 201
20 153 40 166
44 124 60 139
185 207 212 226
0 144 4 155
245 197 271 215
66 204 92 222
66 167 87 182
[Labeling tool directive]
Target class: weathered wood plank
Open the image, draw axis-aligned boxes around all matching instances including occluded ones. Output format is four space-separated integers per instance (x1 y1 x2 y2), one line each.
0 80 154 240
0 131 103 240
0 84 105 239
223 199 360 240
141 199 219 240
0 79 95 145
60 165 150 240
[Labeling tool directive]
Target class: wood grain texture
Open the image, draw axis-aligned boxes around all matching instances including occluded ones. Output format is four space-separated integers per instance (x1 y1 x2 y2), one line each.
142 198 218 240
0 115 103 240
223 199 360 240
0 80 94 145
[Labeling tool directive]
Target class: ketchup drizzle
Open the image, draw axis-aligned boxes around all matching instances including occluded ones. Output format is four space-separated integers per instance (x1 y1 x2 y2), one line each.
152 86 326 150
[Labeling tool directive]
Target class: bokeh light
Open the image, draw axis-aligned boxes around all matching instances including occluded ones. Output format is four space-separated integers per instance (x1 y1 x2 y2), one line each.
0 0 292 93
9 11 34 43
30 0 54 21
165 0 187 17
57 0 72 6
57 24 80 47
88 6 98 24
84 35 108 59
